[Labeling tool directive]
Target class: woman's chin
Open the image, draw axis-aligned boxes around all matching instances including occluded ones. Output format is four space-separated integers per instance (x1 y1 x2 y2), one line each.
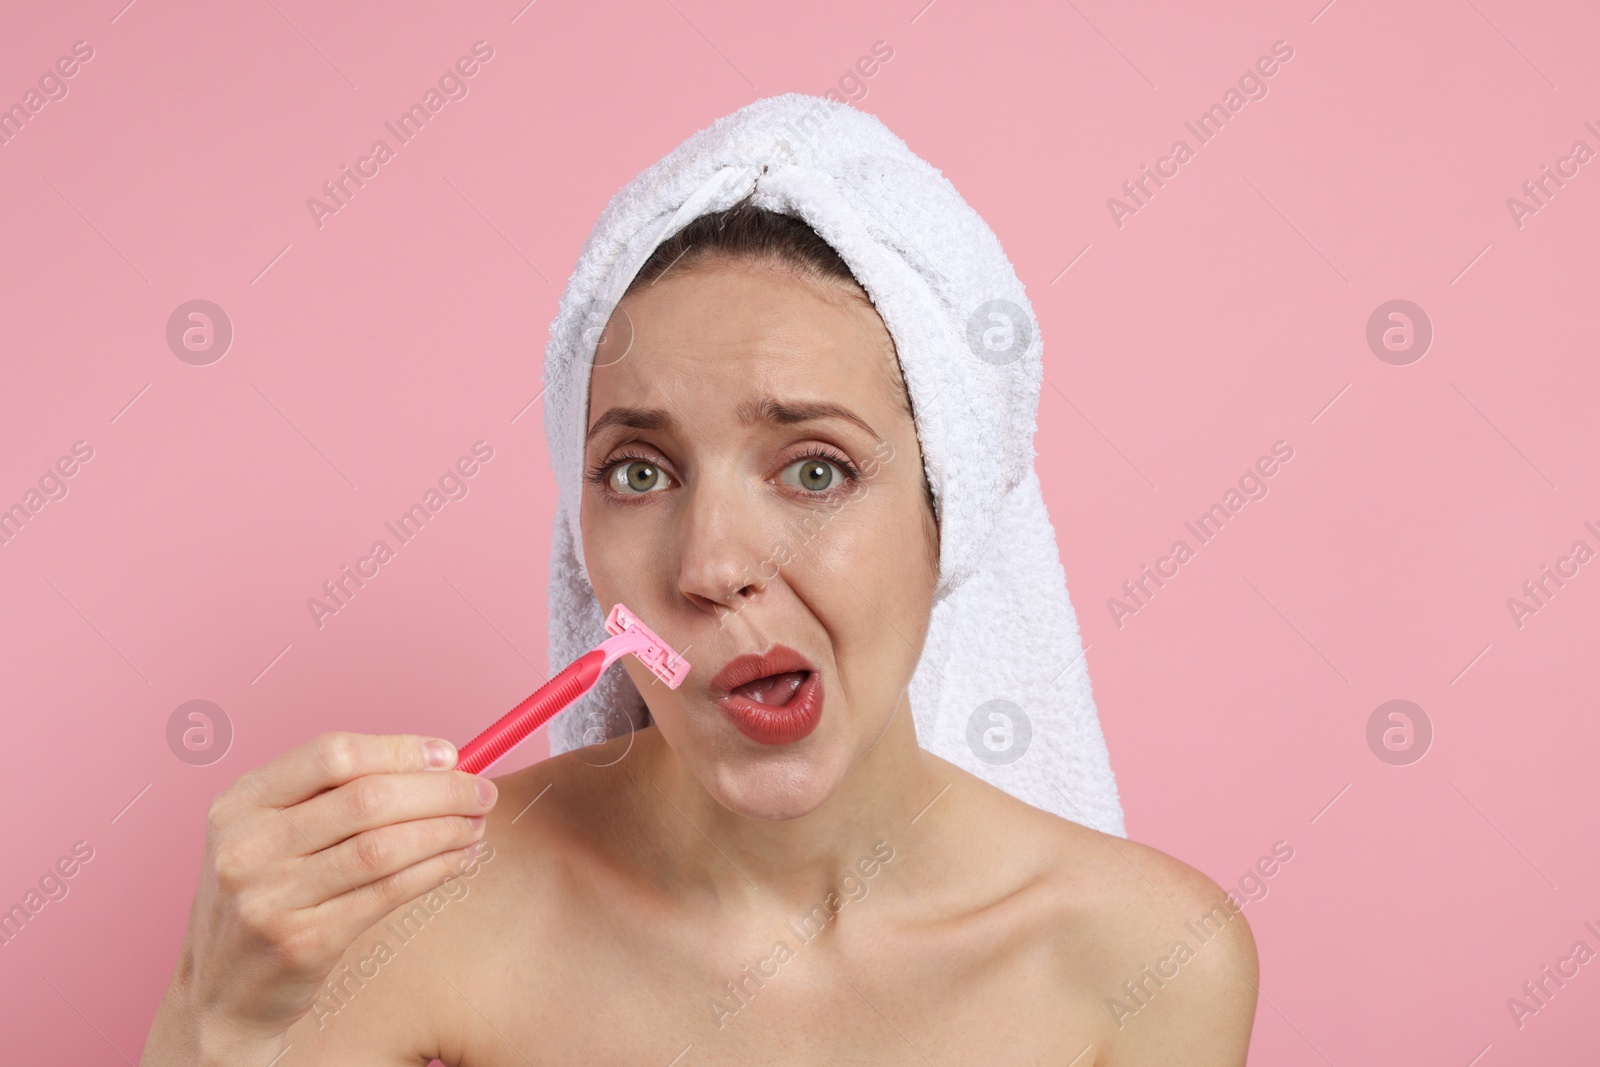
650 697 866 819
699 745 848 821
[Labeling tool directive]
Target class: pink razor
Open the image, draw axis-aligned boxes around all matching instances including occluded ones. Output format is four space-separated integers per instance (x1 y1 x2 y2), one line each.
455 603 690 775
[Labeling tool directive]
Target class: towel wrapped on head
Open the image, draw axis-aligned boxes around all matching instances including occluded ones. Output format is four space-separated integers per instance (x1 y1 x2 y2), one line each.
540 93 1125 838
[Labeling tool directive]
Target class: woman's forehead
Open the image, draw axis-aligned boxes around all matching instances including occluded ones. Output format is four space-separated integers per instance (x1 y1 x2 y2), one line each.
588 262 900 426
613 261 881 352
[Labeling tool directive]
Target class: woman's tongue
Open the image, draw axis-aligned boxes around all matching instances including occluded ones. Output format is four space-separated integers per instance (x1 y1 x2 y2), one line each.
731 671 808 707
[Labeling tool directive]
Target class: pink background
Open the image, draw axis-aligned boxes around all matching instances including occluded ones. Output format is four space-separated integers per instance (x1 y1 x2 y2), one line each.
3 0 1597 1062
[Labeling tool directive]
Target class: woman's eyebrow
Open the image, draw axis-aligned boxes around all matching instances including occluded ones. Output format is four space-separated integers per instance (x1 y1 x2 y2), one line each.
586 396 883 444
740 396 885 443
585 406 674 443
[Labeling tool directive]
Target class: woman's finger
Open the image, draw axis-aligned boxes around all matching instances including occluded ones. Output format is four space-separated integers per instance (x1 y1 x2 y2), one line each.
249 731 458 810
288 769 495 855
290 813 487 907
312 841 495 949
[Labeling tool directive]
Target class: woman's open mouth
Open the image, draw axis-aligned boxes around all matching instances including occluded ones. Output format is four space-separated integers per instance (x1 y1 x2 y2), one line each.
710 646 824 745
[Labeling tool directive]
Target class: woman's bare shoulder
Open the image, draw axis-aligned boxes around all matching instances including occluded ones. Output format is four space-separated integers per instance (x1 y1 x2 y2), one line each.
483 731 649 854
928 760 1259 1063
1052 822 1258 1062
1045 815 1258 1063
458 733 640 910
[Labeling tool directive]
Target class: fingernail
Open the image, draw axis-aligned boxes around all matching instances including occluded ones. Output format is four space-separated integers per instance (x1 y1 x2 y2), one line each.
476 777 498 806
467 840 489 858
424 739 456 769
467 815 486 832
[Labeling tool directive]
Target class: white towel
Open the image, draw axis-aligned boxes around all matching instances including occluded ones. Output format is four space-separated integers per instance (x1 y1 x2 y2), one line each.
539 93 1125 838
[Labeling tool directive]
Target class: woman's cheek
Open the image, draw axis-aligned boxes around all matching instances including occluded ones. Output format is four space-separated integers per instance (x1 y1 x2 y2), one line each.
581 516 640 606
815 511 910 617
867 489 938 628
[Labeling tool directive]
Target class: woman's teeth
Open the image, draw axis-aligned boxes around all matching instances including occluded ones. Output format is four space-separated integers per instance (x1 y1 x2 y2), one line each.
732 671 808 706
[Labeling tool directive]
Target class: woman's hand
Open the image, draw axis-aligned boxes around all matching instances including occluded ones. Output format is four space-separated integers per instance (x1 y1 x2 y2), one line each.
140 731 498 1066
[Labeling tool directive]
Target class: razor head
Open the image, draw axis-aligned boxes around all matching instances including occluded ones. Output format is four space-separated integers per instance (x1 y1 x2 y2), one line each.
605 603 691 689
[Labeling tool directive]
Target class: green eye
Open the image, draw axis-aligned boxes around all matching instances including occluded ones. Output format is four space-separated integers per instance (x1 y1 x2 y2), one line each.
610 459 671 495
781 457 844 493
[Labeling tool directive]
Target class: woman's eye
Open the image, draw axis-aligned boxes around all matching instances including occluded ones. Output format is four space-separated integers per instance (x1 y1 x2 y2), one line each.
780 457 846 493
609 459 672 495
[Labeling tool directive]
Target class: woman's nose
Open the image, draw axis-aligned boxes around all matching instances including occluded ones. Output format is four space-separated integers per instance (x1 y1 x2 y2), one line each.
674 471 772 617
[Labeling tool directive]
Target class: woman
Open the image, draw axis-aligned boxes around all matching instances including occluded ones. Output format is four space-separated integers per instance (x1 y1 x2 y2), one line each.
142 96 1257 1065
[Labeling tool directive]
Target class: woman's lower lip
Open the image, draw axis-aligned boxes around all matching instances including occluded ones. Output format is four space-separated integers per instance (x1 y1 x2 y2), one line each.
715 671 823 745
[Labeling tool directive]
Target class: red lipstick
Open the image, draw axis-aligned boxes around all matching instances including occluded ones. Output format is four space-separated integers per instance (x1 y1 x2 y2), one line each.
710 645 823 745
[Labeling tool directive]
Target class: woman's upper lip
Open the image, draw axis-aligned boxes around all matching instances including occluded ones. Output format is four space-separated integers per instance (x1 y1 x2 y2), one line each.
709 645 817 693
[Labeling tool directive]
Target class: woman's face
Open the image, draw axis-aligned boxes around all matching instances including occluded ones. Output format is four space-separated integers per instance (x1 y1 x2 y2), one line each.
580 256 938 820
